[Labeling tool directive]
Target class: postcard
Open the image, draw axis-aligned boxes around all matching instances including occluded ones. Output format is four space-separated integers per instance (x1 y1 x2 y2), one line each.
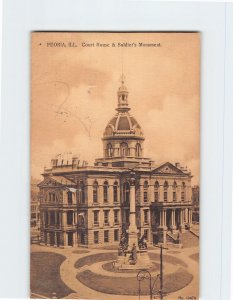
30 32 200 300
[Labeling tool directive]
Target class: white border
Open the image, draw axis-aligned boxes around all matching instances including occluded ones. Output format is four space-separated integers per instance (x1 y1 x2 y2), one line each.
1 1 233 299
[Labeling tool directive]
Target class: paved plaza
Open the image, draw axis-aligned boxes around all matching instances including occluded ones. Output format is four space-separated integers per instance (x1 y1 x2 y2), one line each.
31 244 199 300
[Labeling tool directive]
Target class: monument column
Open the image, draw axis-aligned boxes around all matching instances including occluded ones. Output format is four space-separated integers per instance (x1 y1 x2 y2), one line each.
127 173 139 248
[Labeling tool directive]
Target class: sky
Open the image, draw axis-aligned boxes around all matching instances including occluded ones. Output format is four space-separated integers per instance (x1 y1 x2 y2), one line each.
31 32 200 184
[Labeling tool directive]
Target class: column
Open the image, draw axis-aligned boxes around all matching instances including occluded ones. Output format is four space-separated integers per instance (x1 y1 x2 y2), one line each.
63 232 68 246
47 232 50 246
180 209 185 232
55 211 57 226
171 209 176 231
48 211 51 225
60 212 63 227
159 210 163 227
189 209 193 228
129 183 136 228
184 208 188 223
163 210 167 228
127 176 139 248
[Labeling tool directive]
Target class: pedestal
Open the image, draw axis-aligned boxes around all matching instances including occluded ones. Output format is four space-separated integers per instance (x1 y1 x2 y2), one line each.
116 249 152 270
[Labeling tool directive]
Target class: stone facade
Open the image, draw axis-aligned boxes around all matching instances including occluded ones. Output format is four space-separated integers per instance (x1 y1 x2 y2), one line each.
38 78 193 248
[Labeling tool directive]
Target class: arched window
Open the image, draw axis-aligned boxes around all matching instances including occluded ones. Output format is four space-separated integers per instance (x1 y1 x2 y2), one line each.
154 181 159 202
113 181 118 203
120 142 128 157
103 181 109 203
106 143 113 157
67 191 73 204
135 143 142 157
163 181 168 202
172 181 177 202
123 182 130 204
181 182 186 201
93 181 99 203
143 181 149 202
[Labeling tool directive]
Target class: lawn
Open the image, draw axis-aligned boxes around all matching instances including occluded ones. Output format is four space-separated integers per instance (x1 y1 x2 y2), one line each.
76 268 193 295
75 252 117 268
31 252 74 298
149 253 188 268
72 249 90 255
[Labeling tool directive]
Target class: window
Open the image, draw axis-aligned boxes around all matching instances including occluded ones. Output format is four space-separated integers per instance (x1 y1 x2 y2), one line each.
172 181 177 202
163 181 168 202
154 181 159 202
56 212 60 225
114 210 119 224
45 212 48 226
50 211 55 225
103 181 108 203
106 143 113 157
114 229 119 241
104 210 109 225
93 211 99 225
94 231 99 244
67 211 73 225
104 230 109 243
181 182 186 201
67 191 73 204
93 181 98 203
135 143 141 157
113 182 118 202
173 192 176 201
144 210 149 224
143 181 149 202
49 193 55 202
120 142 128 157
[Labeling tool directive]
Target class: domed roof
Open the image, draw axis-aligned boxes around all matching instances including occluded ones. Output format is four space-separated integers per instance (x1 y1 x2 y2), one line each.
104 111 144 138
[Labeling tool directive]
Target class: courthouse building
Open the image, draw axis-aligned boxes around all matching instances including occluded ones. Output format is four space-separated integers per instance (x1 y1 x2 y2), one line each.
38 78 193 248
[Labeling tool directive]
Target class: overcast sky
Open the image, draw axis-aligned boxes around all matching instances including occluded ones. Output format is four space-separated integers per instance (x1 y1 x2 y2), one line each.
31 32 200 184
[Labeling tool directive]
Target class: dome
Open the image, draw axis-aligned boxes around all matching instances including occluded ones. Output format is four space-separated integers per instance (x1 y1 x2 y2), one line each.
104 111 144 138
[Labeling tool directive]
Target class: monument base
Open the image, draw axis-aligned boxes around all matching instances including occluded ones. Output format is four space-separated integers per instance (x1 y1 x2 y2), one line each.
115 249 152 270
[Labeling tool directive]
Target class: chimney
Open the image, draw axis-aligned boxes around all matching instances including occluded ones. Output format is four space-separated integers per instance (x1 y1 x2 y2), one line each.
175 162 180 168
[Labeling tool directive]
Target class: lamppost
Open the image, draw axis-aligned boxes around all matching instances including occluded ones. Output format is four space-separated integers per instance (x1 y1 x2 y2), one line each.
137 244 168 300
154 244 168 300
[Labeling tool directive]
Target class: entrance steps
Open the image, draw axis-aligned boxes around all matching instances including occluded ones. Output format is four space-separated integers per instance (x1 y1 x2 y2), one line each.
181 231 199 248
166 231 199 248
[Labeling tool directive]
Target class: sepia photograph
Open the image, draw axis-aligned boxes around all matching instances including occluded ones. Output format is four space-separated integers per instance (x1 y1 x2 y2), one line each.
30 32 200 300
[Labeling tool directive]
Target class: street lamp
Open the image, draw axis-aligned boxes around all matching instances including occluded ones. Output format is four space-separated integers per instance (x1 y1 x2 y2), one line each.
136 244 168 300
154 244 168 300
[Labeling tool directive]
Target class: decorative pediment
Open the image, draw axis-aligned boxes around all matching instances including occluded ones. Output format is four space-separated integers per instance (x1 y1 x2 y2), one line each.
38 175 74 188
152 162 185 175
38 177 63 188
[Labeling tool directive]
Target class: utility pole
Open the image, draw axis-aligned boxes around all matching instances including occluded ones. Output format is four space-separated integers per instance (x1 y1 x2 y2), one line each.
154 244 168 299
